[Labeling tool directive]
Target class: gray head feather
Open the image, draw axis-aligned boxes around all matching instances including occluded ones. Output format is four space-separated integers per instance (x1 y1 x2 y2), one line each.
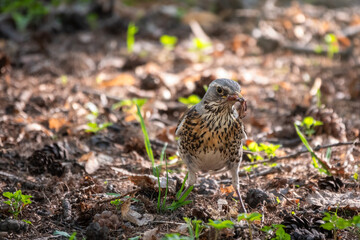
201 78 241 103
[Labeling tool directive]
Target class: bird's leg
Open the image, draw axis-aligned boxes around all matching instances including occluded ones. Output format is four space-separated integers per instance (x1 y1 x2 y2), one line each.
230 165 247 213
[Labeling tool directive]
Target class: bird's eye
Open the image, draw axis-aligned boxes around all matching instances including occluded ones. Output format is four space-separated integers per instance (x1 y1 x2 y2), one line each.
216 87 223 94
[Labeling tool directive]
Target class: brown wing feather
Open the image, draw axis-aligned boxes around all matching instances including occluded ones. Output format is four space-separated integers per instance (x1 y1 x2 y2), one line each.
175 106 197 136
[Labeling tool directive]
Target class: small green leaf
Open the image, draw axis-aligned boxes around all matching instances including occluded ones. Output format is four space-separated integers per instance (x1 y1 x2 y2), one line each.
128 237 141 240
314 45 323 54
3 192 13 199
160 35 178 50
127 22 138 53
321 222 334 230
324 33 337 44
208 219 234 229
178 95 201 106
354 172 358 180
53 230 71 237
302 116 315 128
336 218 351 230
192 38 212 50
69 232 77 240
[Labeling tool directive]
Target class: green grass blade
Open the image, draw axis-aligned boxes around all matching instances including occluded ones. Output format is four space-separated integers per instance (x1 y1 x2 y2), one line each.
156 166 161 212
178 185 193 203
294 124 331 175
176 172 188 199
136 104 155 175
161 144 169 211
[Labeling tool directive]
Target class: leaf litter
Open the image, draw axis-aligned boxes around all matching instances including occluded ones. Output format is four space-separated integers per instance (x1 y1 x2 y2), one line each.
0 0 359 239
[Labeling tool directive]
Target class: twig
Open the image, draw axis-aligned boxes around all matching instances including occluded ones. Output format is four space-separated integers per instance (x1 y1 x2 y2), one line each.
152 220 184 225
242 140 359 166
97 188 140 204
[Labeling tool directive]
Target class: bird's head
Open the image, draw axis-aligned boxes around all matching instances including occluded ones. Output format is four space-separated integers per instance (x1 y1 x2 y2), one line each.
203 78 245 106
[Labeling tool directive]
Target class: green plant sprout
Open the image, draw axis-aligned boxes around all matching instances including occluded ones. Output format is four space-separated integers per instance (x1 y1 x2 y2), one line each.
53 231 77 240
3 190 32 219
294 123 330 175
261 224 291 240
243 142 264 161
298 116 323 137
237 212 262 240
321 211 352 240
189 37 213 62
160 35 178 50
127 22 138 53
314 33 339 59
1 0 48 31
316 89 322 108
110 199 124 210
86 13 98 29
61 75 68 85
86 122 113 133
324 33 339 58
178 95 201 107
136 104 192 212
352 215 360 238
208 219 234 240
354 172 359 181
157 143 169 212
112 98 147 111
136 104 156 174
128 237 141 240
85 102 112 133
184 217 205 240
192 38 212 51
259 143 281 159
166 173 193 211
243 142 281 161
162 233 191 240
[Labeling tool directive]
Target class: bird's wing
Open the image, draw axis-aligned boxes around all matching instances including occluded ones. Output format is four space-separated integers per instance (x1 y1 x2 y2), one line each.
175 105 197 136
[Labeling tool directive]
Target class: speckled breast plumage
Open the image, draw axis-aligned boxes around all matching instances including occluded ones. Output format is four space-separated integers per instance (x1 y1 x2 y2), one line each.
177 101 246 173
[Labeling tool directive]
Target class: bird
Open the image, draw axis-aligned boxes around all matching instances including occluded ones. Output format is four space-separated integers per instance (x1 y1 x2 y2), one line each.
176 78 248 212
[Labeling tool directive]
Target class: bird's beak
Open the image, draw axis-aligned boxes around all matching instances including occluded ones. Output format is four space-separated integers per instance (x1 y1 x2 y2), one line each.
227 93 245 102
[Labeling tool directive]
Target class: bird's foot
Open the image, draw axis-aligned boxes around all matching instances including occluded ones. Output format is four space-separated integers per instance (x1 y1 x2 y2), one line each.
236 189 247 213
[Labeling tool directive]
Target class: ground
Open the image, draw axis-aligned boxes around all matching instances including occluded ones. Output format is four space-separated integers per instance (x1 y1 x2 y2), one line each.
0 0 360 239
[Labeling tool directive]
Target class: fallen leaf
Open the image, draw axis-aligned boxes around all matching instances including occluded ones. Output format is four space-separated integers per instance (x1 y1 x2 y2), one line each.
99 73 136 87
25 123 53 137
78 152 99 174
182 11 220 28
48 118 68 131
121 198 154 226
306 190 360 210
220 185 236 196
337 35 351 47
143 227 159 240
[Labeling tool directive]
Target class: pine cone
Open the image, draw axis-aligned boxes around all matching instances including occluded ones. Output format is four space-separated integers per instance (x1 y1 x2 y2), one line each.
93 210 120 230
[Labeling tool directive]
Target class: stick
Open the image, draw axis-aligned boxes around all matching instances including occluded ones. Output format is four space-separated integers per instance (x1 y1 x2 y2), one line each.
97 188 140 204
242 140 359 166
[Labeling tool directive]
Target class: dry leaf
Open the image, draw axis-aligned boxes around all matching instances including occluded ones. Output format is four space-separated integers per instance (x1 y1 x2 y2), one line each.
182 11 220 28
220 185 236 196
99 73 136 87
48 118 68 131
121 198 154 226
307 190 360 210
78 152 100 174
143 227 159 240
25 123 53 137
337 35 351 47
